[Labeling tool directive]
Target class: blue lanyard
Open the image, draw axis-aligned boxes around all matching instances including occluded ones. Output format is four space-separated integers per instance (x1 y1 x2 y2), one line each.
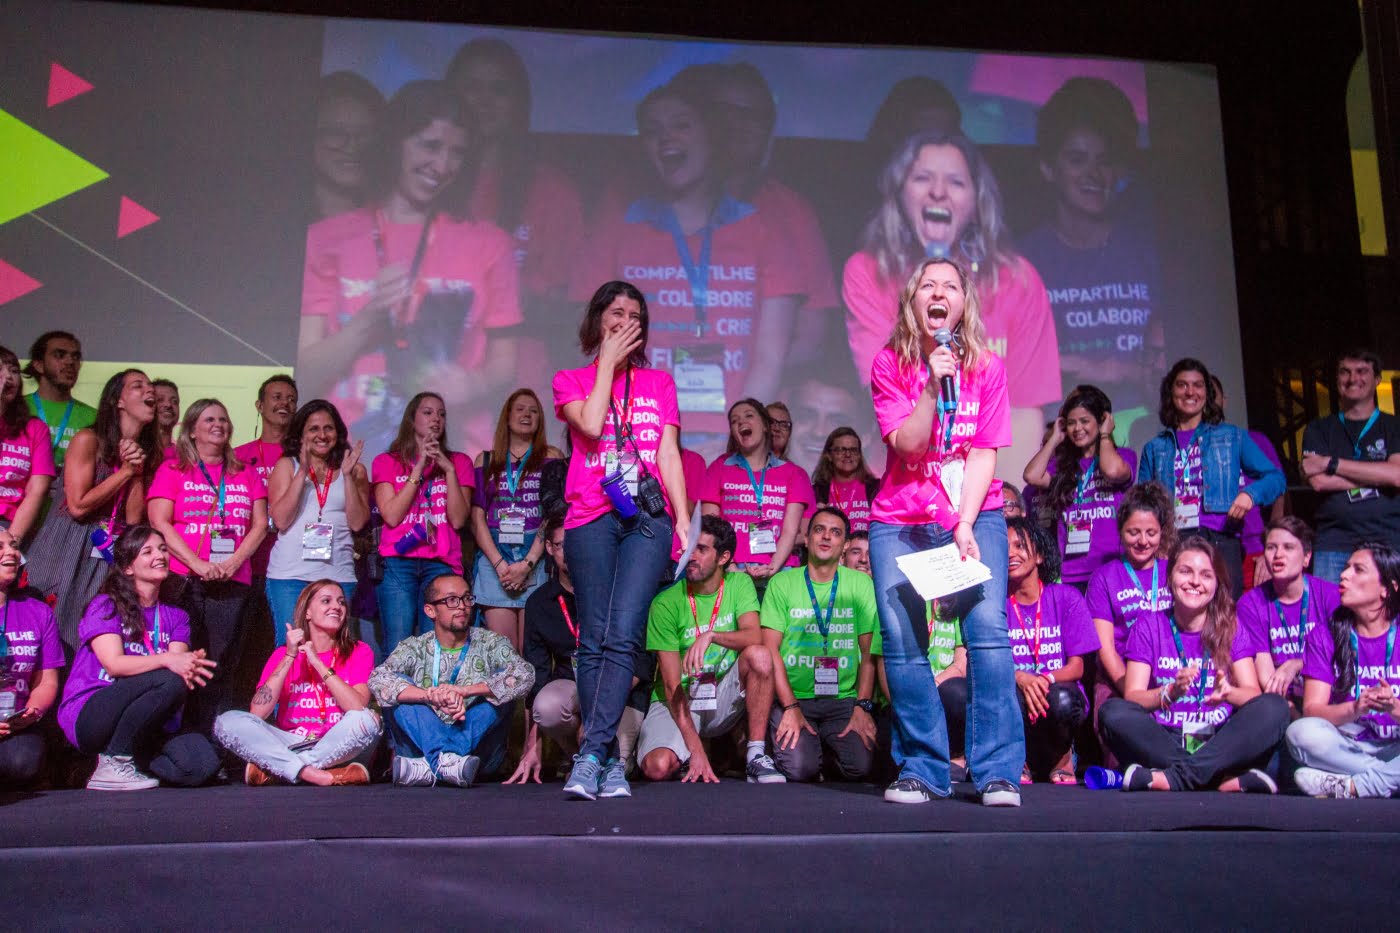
1269 581 1310 657
142 604 163 655
33 397 75 454
804 568 840 652
197 461 227 522
741 457 770 511
1168 615 1212 705
1120 559 1160 625
665 217 714 337
503 446 531 498
1348 623 1398 701
431 638 470 688
926 363 960 451
1075 458 1098 503
1339 410 1381 458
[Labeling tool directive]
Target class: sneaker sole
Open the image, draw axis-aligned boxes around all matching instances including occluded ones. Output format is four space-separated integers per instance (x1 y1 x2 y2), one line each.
981 791 1022 807
598 784 632 798
884 788 931 804
747 774 787 784
87 778 159 791
562 783 598 801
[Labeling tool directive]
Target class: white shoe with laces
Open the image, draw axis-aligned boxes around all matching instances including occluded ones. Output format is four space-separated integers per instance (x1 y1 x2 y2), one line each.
392 755 437 787
87 754 160 791
437 752 481 788
1294 767 1357 799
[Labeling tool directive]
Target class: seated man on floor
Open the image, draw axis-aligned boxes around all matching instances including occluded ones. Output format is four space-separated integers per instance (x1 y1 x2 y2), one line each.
369 574 534 787
762 506 880 782
638 515 785 784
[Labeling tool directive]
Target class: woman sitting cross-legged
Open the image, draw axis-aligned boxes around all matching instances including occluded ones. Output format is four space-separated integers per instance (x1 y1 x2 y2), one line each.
214 579 380 785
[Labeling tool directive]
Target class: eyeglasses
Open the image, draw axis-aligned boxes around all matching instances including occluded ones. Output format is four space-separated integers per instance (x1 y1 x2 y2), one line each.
429 594 476 609
831 446 861 455
770 420 792 430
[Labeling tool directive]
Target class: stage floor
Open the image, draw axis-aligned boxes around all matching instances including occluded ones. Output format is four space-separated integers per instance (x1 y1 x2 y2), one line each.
6 781 1397 929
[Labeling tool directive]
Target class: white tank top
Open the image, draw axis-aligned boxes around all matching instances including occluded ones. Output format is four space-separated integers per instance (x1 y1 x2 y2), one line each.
266 460 357 583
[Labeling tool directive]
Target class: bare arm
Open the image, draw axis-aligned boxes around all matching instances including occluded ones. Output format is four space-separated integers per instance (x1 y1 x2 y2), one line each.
267 458 308 534
739 296 799 403
146 497 211 578
63 431 137 521
656 424 690 543
1094 618 1127 693
8 474 52 543
764 501 807 575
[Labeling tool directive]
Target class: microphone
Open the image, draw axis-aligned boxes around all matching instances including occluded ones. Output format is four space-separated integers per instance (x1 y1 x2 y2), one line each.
932 327 956 412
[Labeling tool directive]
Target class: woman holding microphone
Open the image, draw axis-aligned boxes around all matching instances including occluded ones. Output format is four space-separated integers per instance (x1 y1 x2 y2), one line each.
867 257 1024 806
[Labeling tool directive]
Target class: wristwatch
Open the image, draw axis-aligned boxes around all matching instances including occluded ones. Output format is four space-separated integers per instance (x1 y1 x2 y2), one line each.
1326 456 1340 476
855 698 875 714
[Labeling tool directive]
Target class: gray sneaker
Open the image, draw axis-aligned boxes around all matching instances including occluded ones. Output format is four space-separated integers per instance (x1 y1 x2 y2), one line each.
437 753 481 788
87 754 159 791
598 757 631 798
746 753 787 784
563 754 603 800
1294 767 1357 799
980 779 1022 807
392 755 436 787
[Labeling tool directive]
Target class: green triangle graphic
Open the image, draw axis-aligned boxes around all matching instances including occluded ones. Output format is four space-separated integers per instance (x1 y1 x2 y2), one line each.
0 107 108 226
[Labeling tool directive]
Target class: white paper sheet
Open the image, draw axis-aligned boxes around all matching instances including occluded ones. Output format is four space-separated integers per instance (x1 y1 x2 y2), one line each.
673 503 703 581
894 542 992 601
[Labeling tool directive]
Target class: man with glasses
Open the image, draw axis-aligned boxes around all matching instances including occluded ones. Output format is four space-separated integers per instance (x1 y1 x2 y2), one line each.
370 574 534 787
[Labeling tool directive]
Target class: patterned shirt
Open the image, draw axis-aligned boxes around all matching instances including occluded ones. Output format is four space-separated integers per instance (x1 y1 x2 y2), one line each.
369 628 534 724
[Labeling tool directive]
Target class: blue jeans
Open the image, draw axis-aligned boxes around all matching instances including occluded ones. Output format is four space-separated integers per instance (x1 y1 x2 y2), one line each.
266 579 358 646
376 557 454 655
869 511 1024 794
389 700 513 777
1312 550 1349 585
564 509 673 762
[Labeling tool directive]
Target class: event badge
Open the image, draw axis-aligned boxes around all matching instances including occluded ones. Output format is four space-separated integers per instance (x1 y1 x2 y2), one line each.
1065 519 1092 556
1347 487 1380 503
210 528 236 560
498 509 527 546
1174 496 1200 530
1181 716 1214 754
814 657 840 697
570 651 578 673
608 450 640 497
939 459 965 508
748 520 777 555
690 670 718 712
301 522 334 562
673 345 727 414
90 519 113 560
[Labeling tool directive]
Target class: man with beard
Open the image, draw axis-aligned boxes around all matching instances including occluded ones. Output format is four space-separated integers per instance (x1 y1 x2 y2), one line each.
370 574 533 787
638 514 785 784
235 375 298 582
22 331 96 473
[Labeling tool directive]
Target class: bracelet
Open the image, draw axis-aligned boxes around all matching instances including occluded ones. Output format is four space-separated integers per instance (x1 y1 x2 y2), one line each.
1043 672 1055 688
783 702 800 711
494 557 508 571
408 476 422 485
955 519 973 528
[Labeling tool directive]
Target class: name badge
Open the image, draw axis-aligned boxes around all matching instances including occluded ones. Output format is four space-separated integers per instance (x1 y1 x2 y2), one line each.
1347 487 1380 503
210 530 236 560
940 458 965 508
1065 525 1092 555
748 520 777 555
690 670 718 712
612 451 640 497
1181 716 1214 754
814 657 840 697
1174 500 1200 529
674 345 727 414
301 522 334 561
498 510 527 546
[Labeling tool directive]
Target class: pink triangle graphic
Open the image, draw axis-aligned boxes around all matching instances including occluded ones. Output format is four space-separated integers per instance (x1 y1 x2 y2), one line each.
117 196 159 237
47 63 94 108
0 260 42 306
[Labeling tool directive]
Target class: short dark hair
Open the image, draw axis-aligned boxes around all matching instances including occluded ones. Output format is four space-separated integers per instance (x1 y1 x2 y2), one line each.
1036 76 1139 164
319 70 386 120
700 514 736 568
425 573 470 603
23 330 79 380
1338 348 1383 380
809 505 850 538
577 280 649 367
151 378 178 392
1007 515 1061 585
847 530 869 544
258 374 297 402
1265 515 1315 554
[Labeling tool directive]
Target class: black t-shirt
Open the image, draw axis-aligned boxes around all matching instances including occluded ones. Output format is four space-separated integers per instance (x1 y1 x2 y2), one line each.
1301 410 1400 550
521 578 654 711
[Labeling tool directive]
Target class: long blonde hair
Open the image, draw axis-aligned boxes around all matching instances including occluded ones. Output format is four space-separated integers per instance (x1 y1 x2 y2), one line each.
886 258 990 376
175 399 243 472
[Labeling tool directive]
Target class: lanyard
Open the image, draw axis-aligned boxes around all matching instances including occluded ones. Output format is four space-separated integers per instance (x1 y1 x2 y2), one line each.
926 599 941 640
1120 559 1161 624
310 465 335 522
1075 458 1098 503
431 638 471 688
370 208 437 328
197 461 227 523
607 367 636 448
0 600 9 656
925 363 960 452
503 447 531 498
1010 583 1045 673
1174 428 1202 493
665 218 714 337
33 397 75 454
1339 410 1381 458
742 457 771 511
1168 615 1212 706
804 568 840 651
141 604 163 655
412 461 436 519
1349 622 1394 694
558 594 579 649
687 576 726 639
1269 580 1310 656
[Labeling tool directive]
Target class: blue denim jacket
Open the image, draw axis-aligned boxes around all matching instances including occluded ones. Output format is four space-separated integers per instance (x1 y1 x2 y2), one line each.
1138 423 1286 514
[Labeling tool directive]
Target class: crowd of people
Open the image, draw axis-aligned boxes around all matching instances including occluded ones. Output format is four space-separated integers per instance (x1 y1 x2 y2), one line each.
1 277 1396 803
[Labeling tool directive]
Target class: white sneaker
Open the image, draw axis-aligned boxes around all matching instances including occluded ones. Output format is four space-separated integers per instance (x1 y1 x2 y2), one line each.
392 755 436 787
1294 767 1357 799
437 752 481 788
87 754 159 791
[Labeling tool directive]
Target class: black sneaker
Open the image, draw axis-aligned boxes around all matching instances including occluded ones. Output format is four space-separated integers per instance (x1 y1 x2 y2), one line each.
884 777 933 804
980 779 1021 807
1234 768 1278 795
1122 763 1155 792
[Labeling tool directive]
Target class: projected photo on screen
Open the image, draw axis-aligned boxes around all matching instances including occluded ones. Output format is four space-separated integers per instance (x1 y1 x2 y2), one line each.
302 21 1240 474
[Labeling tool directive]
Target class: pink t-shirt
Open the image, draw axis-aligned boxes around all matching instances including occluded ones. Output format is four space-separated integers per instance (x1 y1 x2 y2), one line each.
0 419 57 521
234 439 284 578
869 347 1010 529
825 478 873 533
147 459 268 585
568 196 805 435
843 252 1063 409
300 207 523 429
552 364 681 530
371 451 474 574
681 448 708 508
702 453 815 565
258 641 374 740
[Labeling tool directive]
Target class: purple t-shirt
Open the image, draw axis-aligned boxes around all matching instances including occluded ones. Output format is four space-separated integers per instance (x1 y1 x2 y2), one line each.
1301 622 1400 744
1173 429 1227 534
1237 576 1340 696
1124 610 1253 729
1047 450 1137 583
473 456 555 533
1006 583 1098 690
1085 558 1173 657
0 596 64 705
58 596 191 745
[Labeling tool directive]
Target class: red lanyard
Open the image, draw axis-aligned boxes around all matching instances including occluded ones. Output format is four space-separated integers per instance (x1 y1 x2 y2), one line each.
1011 582 1044 672
687 577 726 637
558 595 579 649
310 466 335 522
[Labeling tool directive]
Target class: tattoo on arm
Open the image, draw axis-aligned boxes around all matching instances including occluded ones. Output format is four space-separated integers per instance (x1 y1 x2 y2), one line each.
253 685 274 706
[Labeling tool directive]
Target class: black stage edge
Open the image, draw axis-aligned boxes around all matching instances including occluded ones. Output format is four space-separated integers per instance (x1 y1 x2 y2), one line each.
6 781 1397 929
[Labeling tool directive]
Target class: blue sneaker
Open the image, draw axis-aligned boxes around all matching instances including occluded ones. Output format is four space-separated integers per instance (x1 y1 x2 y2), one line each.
563 754 602 800
598 757 632 798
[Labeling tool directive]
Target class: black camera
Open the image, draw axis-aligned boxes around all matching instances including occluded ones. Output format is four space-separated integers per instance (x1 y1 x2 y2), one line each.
636 471 668 518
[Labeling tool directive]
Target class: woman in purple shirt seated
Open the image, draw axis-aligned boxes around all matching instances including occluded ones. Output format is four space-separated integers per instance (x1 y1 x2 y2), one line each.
1098 535 1289 793
1287 542 1400 798
0 528 64 787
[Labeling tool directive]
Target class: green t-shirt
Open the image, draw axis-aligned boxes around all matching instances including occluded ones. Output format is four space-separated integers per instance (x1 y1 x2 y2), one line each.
24 394 97 469
760 566 880 700
927 601 965 676
646 571 760 704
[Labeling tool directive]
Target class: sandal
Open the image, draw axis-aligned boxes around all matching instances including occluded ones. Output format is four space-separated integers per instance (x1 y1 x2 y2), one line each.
1050 768 1078 785
1020 764 1034 785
